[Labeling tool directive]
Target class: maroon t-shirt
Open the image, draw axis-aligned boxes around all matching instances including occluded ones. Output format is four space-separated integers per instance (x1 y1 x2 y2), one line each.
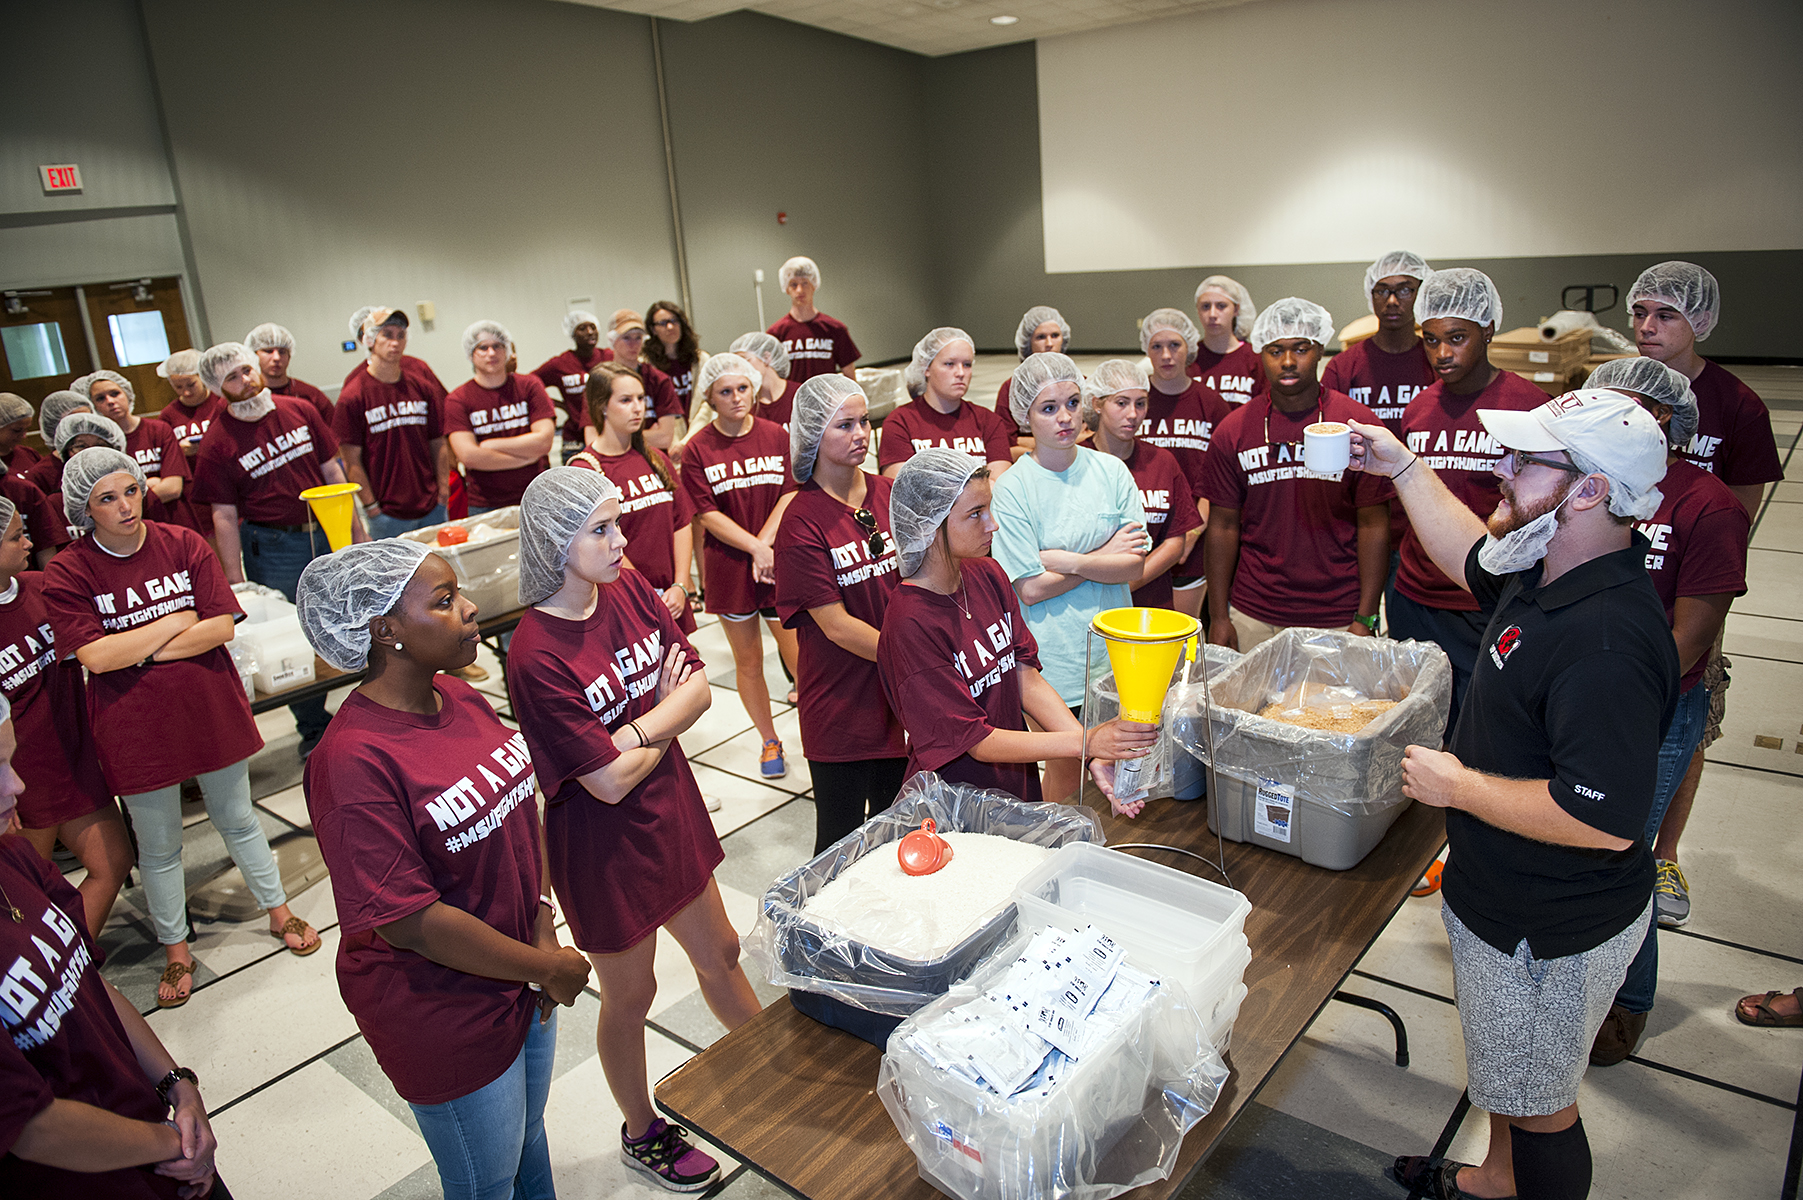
0 474 72 555
42 523 262 793
680 418 794 615
191 397 340 527
646 352 698 414
1139 379 1232 498
1188 343 1267 406
1121 442 1203 610
768 313 860 383
774 475 906 762
148 395 223 447
530 347 606 443
760 378 802 431
2 445 42 475
626 359 682 423
269 376 334 421
0 840 188 1200
877 557 1044 803
1395 371 1545 612
303 678 541 1106
1321 338 1436 434
0 574 109 828
335 369 444 518
445 375 554 510
993 376 1015 428
878 400 1014 472
568 445 696 632
1635 458 1750 691
121 419 187 528
21 455 60 501
1680 360 1783 487
509 571 723 954
343 354 445 394
1199 390 1396 627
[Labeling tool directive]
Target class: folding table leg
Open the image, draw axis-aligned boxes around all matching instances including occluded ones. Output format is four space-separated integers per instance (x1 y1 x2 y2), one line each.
1332 990 1410 1067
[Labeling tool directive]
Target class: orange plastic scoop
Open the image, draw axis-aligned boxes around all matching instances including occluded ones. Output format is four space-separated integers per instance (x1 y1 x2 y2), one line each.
897 818 954 876
436 526 470 546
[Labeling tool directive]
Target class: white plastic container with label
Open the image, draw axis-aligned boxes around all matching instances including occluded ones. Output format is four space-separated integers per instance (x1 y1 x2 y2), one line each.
239 615 316 694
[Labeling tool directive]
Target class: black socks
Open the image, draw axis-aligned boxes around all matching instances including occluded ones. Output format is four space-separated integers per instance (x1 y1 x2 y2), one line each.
1510 1116 1592 1200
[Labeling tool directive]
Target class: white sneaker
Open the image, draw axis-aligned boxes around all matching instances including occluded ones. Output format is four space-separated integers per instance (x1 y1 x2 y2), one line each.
704 794 721 813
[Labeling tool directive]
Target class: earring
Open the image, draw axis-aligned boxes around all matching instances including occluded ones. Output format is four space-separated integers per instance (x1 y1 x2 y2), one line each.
393 642 403 652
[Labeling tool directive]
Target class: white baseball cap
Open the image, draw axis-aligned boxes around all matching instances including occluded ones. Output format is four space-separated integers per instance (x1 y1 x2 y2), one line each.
1478 389 1668 520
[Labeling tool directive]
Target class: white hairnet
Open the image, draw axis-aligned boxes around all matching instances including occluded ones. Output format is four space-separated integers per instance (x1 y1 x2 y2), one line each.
518 467 624 606
692 353 759 409
0 496 16 534
562 310 600 339
789 375 864 484
890 447 985 578
1416 268 1503 331
62 447 145 533
38 391 91 449
1014 306 1071 360
1628 261 1720 342
77 369 135 407
157 349 201 379
1079 359 1149 424
1139 308 1200 363
0 394 31 426
296 539 435 671
1364 251 1433 313
462 320 513 360
198 342 258 395
244 323 296 352
1009 352 1082 432
1587 357 1699 450
0 692 8 728
56 412 127 459
779 256 820 290
905 327 975 396
1249 298 1335 352
729 332 792 379
1195 275 1256 341
348 306 376 340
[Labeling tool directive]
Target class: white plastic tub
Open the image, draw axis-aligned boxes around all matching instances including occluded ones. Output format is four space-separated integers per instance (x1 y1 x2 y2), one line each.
239 615 316 694
398 509 521 618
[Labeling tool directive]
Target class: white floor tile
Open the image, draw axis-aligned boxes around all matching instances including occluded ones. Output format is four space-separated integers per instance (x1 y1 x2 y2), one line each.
1724 611 1803 663
694 707 811 796
1743 547 1803 615
678 684 757 756
257 782 312 830
185 876 339 981
1667 761 1803 960
688 762 797 838
1704 654 1803 767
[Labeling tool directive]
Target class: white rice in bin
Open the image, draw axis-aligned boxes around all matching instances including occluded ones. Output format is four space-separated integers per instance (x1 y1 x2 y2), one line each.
801 833 1055 961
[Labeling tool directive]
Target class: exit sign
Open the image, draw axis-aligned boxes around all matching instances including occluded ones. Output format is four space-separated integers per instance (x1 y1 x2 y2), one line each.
39 165 83 194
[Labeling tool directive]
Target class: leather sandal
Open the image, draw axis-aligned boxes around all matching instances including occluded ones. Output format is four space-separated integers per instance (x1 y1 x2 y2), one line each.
1735 987 1803 1028
1388 1155 1515 1199
157 960 196 1009
273 916 322 957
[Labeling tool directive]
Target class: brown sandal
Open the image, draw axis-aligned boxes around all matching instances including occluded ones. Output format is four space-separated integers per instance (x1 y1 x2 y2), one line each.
157 960 196 1009
273 916 322 957
1735 987 1803 1027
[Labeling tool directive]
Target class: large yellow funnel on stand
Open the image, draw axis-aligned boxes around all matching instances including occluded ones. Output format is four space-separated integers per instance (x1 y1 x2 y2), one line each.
1092 607 1200 722
300 483 361 551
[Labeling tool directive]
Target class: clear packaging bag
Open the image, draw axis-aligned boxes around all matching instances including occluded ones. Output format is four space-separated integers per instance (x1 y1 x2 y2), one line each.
741 772 1104 1017
1081 643 1240 801
877 927 1230 1200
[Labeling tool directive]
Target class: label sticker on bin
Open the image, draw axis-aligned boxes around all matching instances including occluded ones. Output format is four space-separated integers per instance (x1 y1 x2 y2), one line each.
1254 778 1295 843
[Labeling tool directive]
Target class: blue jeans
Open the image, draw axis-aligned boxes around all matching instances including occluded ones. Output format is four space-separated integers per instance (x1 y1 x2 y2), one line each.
1616 681 1709 1014
241 523 333 740
1384 587 1489 738
409 1011 558 1200
368 505 446 539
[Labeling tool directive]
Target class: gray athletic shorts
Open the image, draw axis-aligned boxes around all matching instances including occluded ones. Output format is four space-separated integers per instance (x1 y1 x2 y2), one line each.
1443 898 1651 1116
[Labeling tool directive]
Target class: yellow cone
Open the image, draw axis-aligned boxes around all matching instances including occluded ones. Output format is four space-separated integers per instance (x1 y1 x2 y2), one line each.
299 483 362 551
1092 607 1200 723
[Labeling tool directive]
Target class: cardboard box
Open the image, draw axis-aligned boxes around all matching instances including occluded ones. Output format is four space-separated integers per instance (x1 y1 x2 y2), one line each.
1488 326 1591 375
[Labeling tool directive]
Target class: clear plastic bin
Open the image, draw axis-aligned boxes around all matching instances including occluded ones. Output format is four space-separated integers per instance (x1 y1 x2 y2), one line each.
398 508 521 617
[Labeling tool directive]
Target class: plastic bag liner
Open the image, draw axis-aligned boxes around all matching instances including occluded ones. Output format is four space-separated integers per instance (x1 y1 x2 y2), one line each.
1172 628 1450 818
877 927 1230 1200
397 507 520 618
742 772 1104 1018
1082 643 1240 801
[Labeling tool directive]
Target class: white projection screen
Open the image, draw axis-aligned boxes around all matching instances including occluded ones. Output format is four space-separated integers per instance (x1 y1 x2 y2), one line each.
1037 0 1803 274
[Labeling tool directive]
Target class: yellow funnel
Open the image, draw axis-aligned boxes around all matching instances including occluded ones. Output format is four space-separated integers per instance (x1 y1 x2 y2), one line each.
1092 607 1200 723
300 482 362 551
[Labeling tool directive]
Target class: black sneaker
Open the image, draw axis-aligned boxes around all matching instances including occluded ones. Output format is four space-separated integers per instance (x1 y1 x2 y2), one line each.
620 1118 719 1192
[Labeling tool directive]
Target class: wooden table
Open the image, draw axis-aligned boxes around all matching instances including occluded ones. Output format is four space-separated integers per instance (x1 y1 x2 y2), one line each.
247 606 524 714
655 793 1447 1199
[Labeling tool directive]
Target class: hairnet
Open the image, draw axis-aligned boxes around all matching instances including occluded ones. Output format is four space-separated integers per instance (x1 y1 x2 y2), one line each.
0 496 17 535
1079 359 1150 424
905 327 974 396
296 539 435 671
462 320 513 360
1627 261 1720 342
198 342 258 395
37 391 91 449
1009 352 1082 432
692 353 759 408
517 467 623 606
729 332 792 379
62 447 145 533
1364 251 1433 313
0 692 10 729
1416 268 1503 331
562 310 600 339
891 447 984 578
779 256 820 290
1587 357 1700 450
1249 298 1335 352
244 323 296 352
157 349 201 379
1014 306 1071 360
789 375 864 484
0 394 33 426
1195 275 1256 341
56 412 127 459
348 306 376 340
78 369 136 406
1139 308 1200 363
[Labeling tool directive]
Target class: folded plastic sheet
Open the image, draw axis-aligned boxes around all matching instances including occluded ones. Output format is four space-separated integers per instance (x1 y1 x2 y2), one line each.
1081 643 1240 801
741 772 1104 1017
877 927 1230 1200
1173 628 1450 817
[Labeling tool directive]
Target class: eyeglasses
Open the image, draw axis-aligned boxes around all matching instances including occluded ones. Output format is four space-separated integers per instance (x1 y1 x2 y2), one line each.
1507 449 1585 476
651 318 680 329
1371 283 1418 302
853 508 886 559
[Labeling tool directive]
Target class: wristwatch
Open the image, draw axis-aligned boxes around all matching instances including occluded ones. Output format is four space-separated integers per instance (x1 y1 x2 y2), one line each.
1353 614 1380 632
155 1066 199 1107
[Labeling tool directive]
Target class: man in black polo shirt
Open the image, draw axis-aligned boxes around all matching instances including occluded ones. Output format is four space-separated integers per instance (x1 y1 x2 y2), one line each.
1347 389 1677 1200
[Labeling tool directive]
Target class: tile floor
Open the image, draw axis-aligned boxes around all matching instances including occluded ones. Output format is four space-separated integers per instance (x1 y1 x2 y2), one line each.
80 361 1801 1199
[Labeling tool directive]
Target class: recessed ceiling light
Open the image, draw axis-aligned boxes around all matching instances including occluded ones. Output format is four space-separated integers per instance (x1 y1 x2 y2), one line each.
990 13 1018 22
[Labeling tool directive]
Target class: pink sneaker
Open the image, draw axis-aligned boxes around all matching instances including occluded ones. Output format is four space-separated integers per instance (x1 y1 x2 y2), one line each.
620 1118 719 1192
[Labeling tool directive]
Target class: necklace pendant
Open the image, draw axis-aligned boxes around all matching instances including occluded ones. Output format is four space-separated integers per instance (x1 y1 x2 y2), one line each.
6 904 21 923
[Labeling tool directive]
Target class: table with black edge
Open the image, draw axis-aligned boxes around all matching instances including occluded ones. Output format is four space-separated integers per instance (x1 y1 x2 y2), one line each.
653 789 1447 1200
